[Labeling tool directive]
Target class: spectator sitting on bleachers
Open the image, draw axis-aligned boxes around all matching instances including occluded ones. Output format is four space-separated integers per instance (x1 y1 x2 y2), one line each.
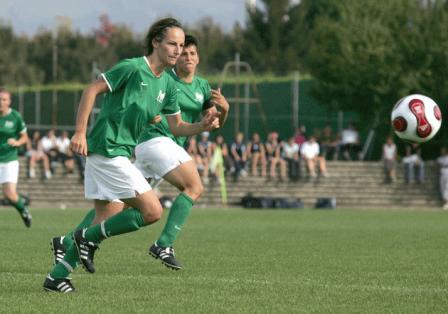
294 125 307 147
340 122 361 160
265 131 287 182
319 125 340 160
210 135 232 179
282 136 300 181
437 147 448 210
40 129 59 173
26 131 52 179
247 132 267 177
197 132 212 183
382 136 397 183
403 143 424 184
301 135 328 178
230 132 248 181
56 130 75 175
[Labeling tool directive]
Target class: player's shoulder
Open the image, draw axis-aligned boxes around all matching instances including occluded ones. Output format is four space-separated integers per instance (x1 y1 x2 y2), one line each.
193 75 211 94
163 71 178 89
9 108 23 119
116 56 145 71
193 75 209 86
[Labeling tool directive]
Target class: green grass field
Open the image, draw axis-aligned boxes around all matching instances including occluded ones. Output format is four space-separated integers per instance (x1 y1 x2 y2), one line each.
1 207 448 313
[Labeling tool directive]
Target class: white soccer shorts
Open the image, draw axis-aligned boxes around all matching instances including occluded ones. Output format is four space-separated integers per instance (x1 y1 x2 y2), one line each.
0 160 19 184
134 137 192 181
84 154 151 201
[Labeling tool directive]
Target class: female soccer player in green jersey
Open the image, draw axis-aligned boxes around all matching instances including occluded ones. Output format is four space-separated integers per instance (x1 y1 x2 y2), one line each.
43 18 219 293
135 35 229 270
48 35 228 273
0 88 31 228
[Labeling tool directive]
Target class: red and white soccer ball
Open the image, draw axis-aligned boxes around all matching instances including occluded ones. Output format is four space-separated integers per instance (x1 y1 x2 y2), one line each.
391 94 442 143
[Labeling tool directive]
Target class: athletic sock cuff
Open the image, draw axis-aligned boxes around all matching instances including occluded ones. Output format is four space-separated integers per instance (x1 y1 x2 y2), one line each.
180 192 194 206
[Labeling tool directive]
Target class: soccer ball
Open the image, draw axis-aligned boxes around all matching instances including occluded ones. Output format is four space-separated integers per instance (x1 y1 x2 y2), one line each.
391 94 442 143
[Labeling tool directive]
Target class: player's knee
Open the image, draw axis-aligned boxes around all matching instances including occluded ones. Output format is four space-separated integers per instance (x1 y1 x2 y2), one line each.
141 205 163 224
184 182 203 201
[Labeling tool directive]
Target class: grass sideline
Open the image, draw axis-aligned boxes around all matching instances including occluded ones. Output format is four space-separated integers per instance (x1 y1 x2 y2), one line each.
0 208 447 313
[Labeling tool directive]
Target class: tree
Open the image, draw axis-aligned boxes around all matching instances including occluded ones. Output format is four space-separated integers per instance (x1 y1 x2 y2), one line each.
242 0 301 73
185 17 237 74
307 0 435 127
0 23 43 85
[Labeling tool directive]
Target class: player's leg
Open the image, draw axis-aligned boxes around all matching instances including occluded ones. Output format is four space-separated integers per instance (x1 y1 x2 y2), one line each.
3 183 31 227
73 191 162 273
135 137 199 270
50 207 96 265
44 200 124 292
1 160 31 227
148 161 201 269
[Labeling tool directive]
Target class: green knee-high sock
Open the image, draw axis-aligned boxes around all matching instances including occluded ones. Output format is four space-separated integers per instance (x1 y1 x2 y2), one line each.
157 192 194 248
84 208 146 244
62 209 96 249
11 196 27 215
49 244 79 279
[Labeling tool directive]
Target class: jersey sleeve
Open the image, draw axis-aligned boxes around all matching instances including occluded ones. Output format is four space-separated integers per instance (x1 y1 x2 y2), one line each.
15 112 27 134
201 81 214 111
162 78 181 116
101 59 136 92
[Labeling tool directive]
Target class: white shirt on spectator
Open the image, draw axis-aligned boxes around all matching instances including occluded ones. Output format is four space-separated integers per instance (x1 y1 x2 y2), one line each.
341 129 359 144
41 136 57 152
283 142 299 159
57 137 71 154
301 141 320 159
383 143 396 160
437 155 448 175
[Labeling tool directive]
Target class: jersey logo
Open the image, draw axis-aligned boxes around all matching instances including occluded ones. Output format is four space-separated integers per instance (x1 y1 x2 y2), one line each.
4 121 14 129
195 92 204 103
156 90 166 103
141 82 148 86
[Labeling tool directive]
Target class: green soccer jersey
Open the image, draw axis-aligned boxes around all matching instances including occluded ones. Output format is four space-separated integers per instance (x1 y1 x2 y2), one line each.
0 109 27 163
88 57 180 158
138 69 212 147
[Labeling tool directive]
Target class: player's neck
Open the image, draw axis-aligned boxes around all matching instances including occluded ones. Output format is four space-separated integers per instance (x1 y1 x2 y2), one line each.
0 108 10 117
146 55 165 77
174 68 195 83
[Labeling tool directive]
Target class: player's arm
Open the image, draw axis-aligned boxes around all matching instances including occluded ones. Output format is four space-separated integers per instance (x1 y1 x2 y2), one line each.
166 111 220 137
70 79 109 156
209 88 229 128
8 131 28 147
25 136 32 151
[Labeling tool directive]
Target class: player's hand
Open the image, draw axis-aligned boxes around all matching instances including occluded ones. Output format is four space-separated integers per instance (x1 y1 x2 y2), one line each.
70 132 88 156
210 88 229 112
149 115 162 124
7 138 20 147
200 110 220 131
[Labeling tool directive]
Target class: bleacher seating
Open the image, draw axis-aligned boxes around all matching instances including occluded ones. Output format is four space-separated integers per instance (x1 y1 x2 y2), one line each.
11 157 442 209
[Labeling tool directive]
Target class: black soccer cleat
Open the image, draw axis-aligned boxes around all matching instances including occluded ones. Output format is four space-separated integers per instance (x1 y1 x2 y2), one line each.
43 275 75 293
21 210 32 228
149 243 183 270
50 236 66 265
73 229 99 274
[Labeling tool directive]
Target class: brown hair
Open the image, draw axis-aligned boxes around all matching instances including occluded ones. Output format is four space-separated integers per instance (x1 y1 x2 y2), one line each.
145 18 183 55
